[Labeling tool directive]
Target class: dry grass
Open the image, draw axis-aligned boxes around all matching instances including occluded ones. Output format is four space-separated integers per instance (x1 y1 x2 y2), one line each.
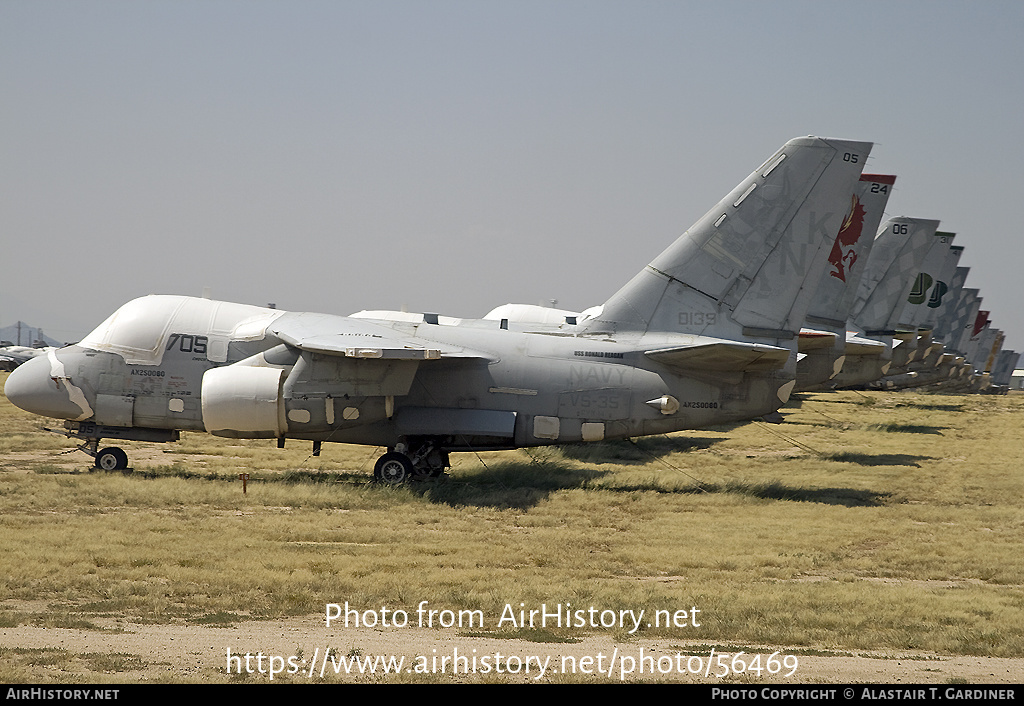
2 370 1023 682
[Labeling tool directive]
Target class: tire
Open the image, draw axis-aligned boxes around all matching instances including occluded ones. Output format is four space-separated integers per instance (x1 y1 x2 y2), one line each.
373 452 413 485
95 447 128 471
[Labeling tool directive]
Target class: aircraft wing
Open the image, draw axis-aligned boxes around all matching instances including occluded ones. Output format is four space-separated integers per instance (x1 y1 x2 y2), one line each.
644 341 790 372
268 312 489 360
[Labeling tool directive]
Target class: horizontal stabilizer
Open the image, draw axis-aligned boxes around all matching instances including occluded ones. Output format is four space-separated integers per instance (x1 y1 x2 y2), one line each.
844 334 888 356
798 329 839 351
644 341 790 372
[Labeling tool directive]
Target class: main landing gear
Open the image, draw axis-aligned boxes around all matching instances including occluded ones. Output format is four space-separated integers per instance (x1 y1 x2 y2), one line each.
373 439 449 485
373 452 414 484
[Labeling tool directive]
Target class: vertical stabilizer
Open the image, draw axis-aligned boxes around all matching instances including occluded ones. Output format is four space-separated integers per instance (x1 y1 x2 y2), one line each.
931 265 970 343
896 233 958 330
806 174 896 327
583 136 871 339
992 350 1020 386
985 331 1005 373
797 174 895 390
849 217 939 334
964 313 992 365
949 288 981 354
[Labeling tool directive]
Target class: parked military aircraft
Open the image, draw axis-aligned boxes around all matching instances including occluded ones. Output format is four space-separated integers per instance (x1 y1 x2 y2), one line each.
795 173 895 391
4 136 871 481
833 216 940 388
0 345 52 372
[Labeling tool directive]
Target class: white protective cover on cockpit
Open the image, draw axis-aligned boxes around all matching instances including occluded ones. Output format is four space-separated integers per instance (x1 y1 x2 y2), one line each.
78 295 284 365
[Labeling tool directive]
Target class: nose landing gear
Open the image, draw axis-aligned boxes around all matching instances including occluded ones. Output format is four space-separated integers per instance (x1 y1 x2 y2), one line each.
53 421 179 471
71 437 130 470
95 446 129 471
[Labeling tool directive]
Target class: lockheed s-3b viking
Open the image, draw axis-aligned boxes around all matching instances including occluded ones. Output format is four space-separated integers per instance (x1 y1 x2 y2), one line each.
5 136 872 482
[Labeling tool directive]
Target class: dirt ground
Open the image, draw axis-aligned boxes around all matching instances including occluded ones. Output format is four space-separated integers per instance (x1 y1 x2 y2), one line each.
3 610 1022 683
3 394 1023 684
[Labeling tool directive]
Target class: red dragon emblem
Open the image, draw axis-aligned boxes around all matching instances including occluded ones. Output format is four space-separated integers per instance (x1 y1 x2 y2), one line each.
827 194 866 283
973 311 990 337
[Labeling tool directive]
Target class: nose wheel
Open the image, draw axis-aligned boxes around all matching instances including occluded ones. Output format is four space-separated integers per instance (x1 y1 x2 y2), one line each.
94 446 129 471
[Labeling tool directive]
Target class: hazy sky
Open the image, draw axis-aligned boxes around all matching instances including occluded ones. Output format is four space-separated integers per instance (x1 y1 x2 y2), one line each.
3 1 1022 352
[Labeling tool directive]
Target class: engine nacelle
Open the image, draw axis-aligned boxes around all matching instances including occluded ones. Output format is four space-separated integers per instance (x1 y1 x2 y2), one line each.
202 366 286 438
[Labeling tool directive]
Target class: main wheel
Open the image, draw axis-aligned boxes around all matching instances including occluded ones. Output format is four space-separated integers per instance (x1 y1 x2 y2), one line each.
373 452 413 485
95 447 128 471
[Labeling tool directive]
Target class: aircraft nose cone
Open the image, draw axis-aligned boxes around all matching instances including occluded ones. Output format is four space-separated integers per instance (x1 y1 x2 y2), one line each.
4 353 89 420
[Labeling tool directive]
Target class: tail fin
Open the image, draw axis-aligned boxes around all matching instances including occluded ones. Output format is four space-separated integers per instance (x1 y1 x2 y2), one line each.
849 217 940 334
806 173 896 327
929 263 969 344
964 311 991 363
947 287 980 354
796 174 895 391
582 136 871 339
896 233 958 329
992 350 1020 386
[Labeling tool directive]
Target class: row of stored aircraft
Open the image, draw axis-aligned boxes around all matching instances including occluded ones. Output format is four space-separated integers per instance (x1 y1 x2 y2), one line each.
3 136 1016 481
0 345 51 372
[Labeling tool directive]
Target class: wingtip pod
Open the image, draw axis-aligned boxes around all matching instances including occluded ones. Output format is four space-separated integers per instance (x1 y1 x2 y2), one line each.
586 135 872 338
